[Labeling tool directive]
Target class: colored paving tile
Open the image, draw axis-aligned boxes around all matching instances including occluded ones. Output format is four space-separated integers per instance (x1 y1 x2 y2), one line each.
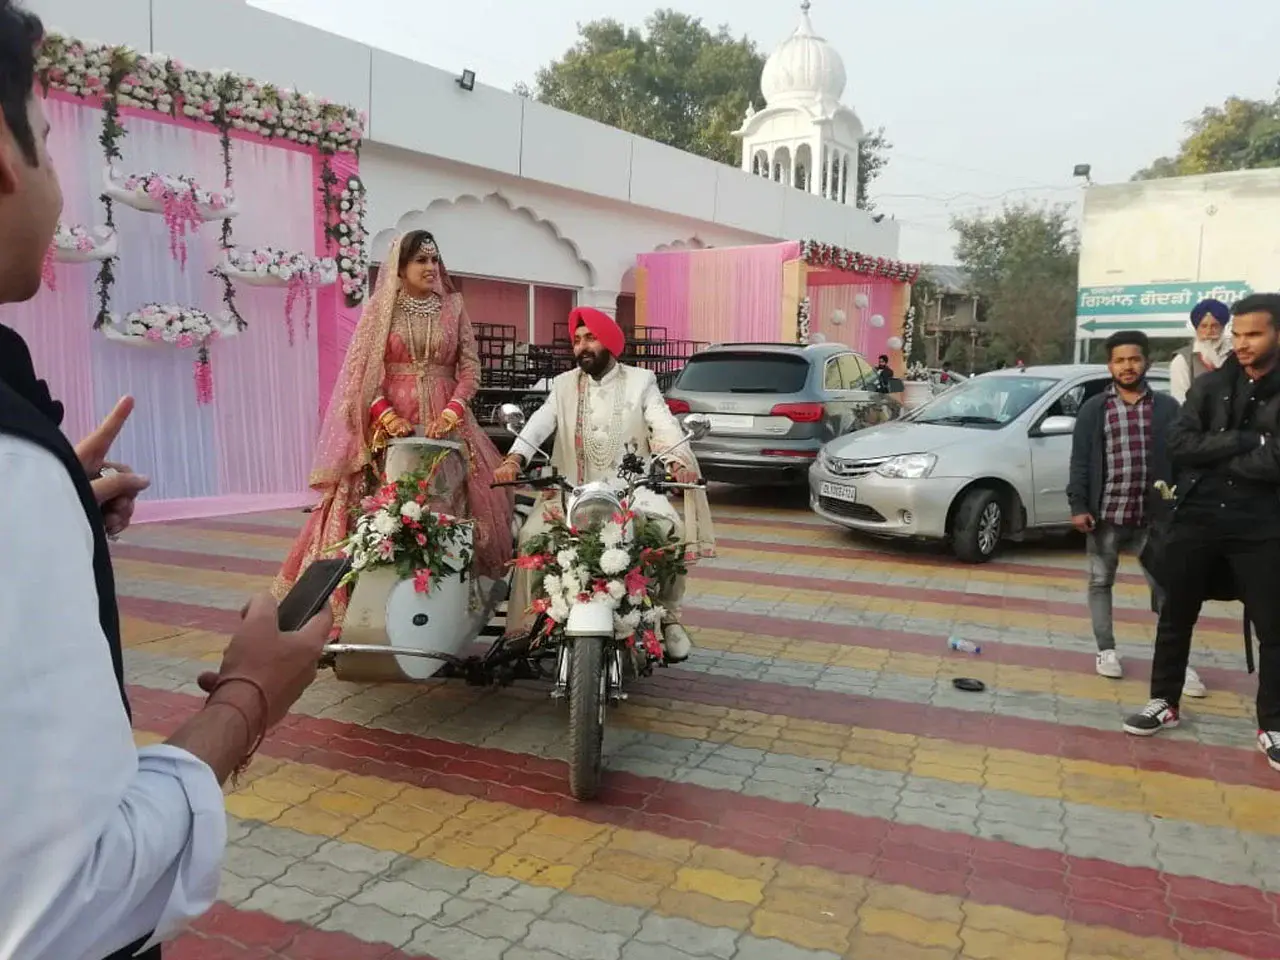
109 495 1280 960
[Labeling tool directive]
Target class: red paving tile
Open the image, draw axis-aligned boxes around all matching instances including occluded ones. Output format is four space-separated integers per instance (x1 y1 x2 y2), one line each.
112 543 279 576
168 903 422 959
126 684 1280 953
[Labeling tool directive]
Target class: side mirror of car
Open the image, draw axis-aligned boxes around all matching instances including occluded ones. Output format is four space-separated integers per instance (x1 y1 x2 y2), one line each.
1038 414 1075 437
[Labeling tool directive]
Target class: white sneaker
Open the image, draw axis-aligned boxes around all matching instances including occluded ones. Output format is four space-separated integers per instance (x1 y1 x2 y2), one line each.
1183 667 1207 699
1096 649 1123 679
663 624 692 663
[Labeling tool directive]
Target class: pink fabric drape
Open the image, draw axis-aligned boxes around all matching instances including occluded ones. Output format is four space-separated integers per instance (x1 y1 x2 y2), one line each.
809 277 900 360
637 241 800 343
456 276 529 333
534 285 574 344
5 94 337 522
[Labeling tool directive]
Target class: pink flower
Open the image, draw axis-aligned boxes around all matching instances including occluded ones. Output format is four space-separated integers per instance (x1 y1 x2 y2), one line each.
175 333 194 349
144 328 163 342
624 568 649 598
642 630 662 659
532 597 552 615
412 568 433 593
145 179 166 199
415 532 427 546
376 539 396 560
359 496 380 512
516 553 551 571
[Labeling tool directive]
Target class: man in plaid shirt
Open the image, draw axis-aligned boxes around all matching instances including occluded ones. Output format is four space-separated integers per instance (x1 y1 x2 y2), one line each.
1066 332 1198 689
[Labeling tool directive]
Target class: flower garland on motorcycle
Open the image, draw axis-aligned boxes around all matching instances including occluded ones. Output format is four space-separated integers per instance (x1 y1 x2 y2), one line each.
519 502 687 660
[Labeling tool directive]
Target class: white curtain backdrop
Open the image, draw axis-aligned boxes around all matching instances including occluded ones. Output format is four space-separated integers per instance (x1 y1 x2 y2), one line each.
3 96 321 514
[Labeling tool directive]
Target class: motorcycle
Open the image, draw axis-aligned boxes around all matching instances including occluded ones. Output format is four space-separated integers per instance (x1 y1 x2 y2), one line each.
320 406 711 801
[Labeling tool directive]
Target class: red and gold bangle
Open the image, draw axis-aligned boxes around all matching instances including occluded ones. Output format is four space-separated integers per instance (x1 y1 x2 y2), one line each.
443 400 465 422
369 396 394 424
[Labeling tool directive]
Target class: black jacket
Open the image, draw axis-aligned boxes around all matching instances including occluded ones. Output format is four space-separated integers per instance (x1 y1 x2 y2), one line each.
0 324 158 960
1066 385 1179 519
1168 353 1280 495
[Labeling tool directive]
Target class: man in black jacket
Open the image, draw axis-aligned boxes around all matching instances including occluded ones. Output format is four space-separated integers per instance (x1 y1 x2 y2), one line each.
1122 293 1280 773
1066 331 1197 688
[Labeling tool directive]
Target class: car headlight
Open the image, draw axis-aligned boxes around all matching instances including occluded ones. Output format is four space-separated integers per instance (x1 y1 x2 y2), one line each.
875 453 937 479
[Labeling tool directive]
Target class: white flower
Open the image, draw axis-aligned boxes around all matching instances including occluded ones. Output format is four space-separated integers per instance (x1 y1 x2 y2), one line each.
600 548 631 576
606 580 626 601
556 548 578 569
541 574 561 596
561 572 582 598
549 599 570 622
600 522 625 548
400 501 423 522
644 605 666 625
371 510 400 536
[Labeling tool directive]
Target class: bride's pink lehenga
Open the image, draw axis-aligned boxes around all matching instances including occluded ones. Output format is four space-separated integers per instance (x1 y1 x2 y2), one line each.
274 240 513 625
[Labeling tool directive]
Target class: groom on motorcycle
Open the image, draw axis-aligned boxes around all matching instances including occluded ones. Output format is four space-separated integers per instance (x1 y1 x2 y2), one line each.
493 306 716 661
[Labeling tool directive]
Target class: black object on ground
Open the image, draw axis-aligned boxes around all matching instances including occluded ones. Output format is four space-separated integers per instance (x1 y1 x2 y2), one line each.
953 677 986 692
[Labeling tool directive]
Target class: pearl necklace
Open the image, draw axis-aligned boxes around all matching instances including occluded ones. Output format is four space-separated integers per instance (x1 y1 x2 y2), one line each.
580 372 627 470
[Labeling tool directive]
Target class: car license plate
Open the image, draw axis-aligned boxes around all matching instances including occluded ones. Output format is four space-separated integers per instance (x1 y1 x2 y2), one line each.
706 413 754 432
820 481 857 503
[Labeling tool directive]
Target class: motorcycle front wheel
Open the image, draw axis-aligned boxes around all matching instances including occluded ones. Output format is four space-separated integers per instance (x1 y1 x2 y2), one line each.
567 636 607 801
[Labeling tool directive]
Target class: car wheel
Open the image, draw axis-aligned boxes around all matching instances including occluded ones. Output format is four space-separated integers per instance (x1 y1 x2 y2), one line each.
951 488 1003 563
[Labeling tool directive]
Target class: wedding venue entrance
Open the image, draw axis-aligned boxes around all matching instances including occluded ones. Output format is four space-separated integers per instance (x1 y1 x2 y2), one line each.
634 240 919 367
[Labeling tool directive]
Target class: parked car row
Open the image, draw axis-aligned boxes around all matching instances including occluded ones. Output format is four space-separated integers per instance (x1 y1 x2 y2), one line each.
666 350 1170 563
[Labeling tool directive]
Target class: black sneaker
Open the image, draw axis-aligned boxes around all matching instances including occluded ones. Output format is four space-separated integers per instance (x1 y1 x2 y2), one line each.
1123 699 1180 736
1258 730 1280 772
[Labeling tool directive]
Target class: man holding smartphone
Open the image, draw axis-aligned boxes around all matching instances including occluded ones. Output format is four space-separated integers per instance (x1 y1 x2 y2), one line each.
1065 332 1204 692
0 5 332 958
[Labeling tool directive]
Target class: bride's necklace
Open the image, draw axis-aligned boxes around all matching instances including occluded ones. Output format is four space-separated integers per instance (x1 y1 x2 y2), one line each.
580 373 626 470
397 292 441 362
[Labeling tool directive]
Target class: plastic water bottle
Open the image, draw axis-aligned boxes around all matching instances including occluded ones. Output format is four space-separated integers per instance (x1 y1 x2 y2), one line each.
948 636 981 655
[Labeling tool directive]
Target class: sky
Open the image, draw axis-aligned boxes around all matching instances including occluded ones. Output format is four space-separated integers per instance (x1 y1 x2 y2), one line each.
251 0 1280 265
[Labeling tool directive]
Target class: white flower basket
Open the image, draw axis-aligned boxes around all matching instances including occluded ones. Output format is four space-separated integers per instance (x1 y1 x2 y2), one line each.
100 308 240 348
53 224 117 263
215 248 338 288
102 166 239 221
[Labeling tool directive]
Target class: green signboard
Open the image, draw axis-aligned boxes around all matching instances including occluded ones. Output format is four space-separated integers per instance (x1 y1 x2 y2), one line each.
1076 282 1253 335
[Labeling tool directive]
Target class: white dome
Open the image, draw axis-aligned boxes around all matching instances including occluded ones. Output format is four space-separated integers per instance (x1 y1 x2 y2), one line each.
760 1 846 107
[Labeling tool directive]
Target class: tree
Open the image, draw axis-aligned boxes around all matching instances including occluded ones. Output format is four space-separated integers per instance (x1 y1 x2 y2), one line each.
525 9 890 206
951 203 1079 366
857 127 890 211
1134 88 1280 179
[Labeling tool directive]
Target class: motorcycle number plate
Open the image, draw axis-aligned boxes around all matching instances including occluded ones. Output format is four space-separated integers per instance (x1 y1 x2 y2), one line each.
820 481 857 503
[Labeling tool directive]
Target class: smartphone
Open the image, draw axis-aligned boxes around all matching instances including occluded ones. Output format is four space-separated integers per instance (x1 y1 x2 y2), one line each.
276 557 352 632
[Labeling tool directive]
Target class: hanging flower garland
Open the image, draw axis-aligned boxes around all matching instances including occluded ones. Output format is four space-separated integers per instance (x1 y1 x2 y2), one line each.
105 169 236 267
903 305 917 362
323 172 368 306
797 295 811 343
800 239 921 284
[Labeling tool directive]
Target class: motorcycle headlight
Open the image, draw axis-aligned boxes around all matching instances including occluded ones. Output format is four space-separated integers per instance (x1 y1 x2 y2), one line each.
875 453 937 479
567 485 623 531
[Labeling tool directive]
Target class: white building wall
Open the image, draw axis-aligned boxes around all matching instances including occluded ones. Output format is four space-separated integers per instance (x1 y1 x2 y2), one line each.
1079 170 1280 292
28 0 900 306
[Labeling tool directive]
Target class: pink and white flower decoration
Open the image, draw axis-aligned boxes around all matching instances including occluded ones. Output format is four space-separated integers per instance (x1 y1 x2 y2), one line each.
115 171 234 267
332 175 368 304
217 247 338 344
104 304 239 404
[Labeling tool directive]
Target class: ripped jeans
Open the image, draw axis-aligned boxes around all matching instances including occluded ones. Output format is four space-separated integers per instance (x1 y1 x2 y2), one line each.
1086 521 1164 652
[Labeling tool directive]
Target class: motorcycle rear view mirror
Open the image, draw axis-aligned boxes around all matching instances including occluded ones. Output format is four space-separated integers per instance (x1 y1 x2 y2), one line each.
496 403 526 434
683 413 712 441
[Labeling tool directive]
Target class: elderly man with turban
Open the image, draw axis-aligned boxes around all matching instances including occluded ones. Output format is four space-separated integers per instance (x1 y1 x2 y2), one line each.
1171 298 1232 403
492 307 715 661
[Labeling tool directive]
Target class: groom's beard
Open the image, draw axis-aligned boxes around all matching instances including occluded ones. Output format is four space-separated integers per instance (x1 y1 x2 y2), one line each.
576 349 612 380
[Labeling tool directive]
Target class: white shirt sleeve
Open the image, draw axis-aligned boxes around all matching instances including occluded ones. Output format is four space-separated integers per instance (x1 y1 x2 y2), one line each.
510 386 560 464
639 371 695 468
0 436 226 960
1170 353 1191 404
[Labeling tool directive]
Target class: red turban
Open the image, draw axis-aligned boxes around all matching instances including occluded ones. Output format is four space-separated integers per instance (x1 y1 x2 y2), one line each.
569 306 625 358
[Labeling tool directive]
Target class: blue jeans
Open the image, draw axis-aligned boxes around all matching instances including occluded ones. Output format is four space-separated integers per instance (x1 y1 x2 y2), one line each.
1086 522 1163 651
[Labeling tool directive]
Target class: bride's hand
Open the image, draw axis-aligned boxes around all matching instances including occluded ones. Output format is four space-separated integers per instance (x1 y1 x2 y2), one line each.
424 416 451 439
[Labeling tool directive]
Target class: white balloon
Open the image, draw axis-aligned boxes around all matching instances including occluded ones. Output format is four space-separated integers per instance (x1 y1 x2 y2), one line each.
853 293 870 310
830 309 846 326
869 314 886 328
810 332 827 344
886 336 904 350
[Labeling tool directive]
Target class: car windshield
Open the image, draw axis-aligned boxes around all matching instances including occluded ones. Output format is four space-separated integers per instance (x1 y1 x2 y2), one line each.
910 375 1059 427
675 353 809 393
